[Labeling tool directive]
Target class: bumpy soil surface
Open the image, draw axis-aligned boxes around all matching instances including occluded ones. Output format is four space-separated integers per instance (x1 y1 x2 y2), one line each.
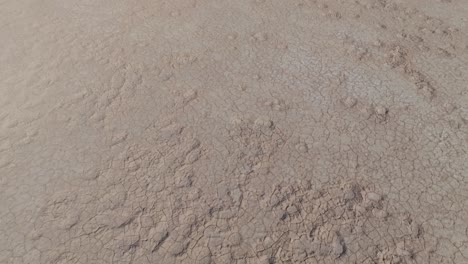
1 0 468 263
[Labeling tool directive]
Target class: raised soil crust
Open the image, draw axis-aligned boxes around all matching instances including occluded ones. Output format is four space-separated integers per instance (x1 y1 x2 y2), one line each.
1 0 468 263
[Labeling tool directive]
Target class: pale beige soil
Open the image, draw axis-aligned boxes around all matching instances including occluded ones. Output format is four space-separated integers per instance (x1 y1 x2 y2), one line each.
1 0 468 263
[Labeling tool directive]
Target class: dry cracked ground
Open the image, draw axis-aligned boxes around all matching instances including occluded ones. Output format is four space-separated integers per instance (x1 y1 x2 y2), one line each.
1 0 468 263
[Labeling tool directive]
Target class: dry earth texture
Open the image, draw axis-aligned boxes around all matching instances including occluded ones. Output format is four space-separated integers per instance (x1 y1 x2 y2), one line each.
1 0 468 263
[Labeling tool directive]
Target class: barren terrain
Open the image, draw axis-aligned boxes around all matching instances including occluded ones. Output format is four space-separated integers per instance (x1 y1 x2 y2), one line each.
1 0 468 263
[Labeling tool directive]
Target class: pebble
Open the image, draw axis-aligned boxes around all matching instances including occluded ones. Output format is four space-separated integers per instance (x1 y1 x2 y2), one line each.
287 204 299 215
343 189 355 201
183 89 198 104
361 105 374 119
151 227 169 250
332 239 344 258
419 85 435 100
227 33 238 40
367 192 382 202
375 105 388 116
174 167 194 188
238 84 247 91
372 208 388 219
170 10 181 17
396 242 412 256
410 222 421 238
195 248 212 264
227 232 242 246
199 255 212 264
295 142 308 153
252 32 268 42
169 241 189 256
343 97 357 108
392 256 403 264
254 117 274 129
354 205 367 215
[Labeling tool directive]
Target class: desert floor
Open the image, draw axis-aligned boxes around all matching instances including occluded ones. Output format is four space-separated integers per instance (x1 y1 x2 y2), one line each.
1 0 468 263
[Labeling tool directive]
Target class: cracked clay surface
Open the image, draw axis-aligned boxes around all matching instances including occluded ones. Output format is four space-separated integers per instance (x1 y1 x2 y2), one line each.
1 0 468 263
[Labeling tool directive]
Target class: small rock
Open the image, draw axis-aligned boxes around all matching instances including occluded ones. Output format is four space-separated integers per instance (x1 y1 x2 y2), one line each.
29 230 42 241
174 167 194 188
199 255 212 264
360 105 374 119
375 105 388 116
264 100 274 107
254 117 274 129
227 33 238 40
230 117 243 125
295 142 308 153
259 255 274 264
319 244 332 256
169 241 188 256
60 212 80 230
252 32 268 42
418 85 435 100
292 248 307 262
410 222 422 238
396 241 411 256
343 97 357 108
227 232 242 246
334 206 345 218
372 208 388 219
151 227 169 251
343 189 355 201
183 89 198 104
373 39 383 47
392 256 403 264
443 102 456 114
195 248 212 264
287 204 299 215
269 194 285 208
354 205 367 215
332 239 345 258
307 240 320 255
110 132 128 147
238 84 248 91
367 192 382 202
